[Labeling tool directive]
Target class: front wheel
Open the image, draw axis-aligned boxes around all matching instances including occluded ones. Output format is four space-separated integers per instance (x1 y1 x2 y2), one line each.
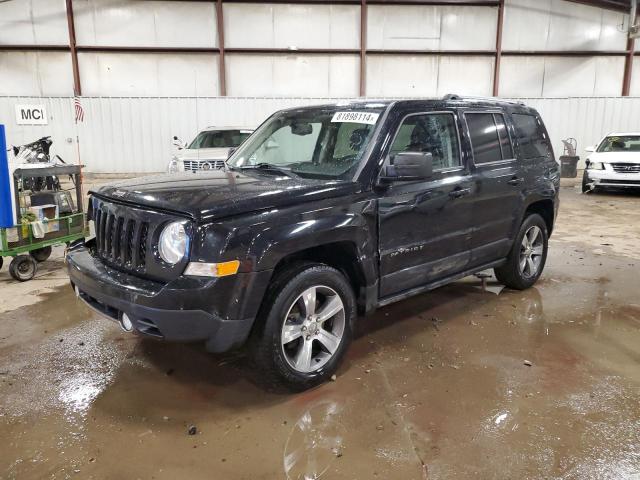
251 264 356 391
581 170 595 194
495 214 548 290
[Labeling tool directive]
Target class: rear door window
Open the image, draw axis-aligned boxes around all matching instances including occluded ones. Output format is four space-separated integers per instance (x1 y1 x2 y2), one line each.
512 114 552 159
465 112 514 164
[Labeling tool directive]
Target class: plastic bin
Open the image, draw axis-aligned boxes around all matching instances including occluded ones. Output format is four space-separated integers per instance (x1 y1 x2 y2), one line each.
560 155 579 178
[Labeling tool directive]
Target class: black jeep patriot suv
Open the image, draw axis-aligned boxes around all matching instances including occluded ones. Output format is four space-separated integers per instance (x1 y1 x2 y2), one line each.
68 96 559 390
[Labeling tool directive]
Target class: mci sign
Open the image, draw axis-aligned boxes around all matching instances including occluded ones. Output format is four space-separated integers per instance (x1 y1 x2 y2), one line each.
15 104 48 125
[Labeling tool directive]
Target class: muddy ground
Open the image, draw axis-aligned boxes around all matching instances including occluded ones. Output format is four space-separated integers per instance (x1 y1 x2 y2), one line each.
1 183 639 480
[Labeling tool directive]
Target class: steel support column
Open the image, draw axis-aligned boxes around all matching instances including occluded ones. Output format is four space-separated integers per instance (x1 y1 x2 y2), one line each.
360 0 367 96
492 0 504 96
65 0 82 96
622 37 635 96
216 0 227 96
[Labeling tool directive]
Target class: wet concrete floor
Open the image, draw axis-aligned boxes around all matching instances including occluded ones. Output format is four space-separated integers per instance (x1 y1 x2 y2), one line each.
1 185 639 479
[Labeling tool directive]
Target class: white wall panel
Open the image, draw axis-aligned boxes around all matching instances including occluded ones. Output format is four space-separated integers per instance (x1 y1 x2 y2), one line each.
503 0 628 51
0 52 74 96
226 54 359 97
436 57 494 96
500 56 625 97
367 55 493 97
2 96 640 173
367 5 497 51
366 56 438 97
224 3 359 49
73 0 217 47
78 52 219 97
0 0 68 45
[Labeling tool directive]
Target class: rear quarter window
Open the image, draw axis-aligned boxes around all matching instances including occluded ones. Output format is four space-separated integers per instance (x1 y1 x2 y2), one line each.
512 114 552 159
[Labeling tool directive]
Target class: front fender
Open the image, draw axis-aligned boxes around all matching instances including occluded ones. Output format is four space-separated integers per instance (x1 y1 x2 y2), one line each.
251 200 378 280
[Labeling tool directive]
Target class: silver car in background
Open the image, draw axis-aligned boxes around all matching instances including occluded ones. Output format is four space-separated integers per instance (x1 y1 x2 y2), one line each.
582 133 640 193
168 126 254 173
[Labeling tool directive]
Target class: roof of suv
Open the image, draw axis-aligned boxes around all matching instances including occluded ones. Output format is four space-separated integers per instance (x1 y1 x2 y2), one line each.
203 126 254 131
282 95 532 114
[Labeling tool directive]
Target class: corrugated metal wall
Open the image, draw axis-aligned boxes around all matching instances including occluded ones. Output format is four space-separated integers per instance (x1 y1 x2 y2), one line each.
1 96 639 173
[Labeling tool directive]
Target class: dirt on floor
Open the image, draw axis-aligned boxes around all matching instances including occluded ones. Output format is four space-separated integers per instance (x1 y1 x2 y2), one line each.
1 182 639 480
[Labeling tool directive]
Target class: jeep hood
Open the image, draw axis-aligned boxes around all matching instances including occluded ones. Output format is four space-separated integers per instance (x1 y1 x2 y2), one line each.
93 170 358 221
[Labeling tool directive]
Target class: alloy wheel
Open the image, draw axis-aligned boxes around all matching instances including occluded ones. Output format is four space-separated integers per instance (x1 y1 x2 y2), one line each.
519 225 544 278
281 285 346 373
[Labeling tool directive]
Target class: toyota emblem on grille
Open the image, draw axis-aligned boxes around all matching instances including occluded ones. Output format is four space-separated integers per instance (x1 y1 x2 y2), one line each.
201 162 212 170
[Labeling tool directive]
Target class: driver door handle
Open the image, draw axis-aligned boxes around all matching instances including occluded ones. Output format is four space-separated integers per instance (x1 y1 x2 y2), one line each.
449 188 471 199
507 176 524 186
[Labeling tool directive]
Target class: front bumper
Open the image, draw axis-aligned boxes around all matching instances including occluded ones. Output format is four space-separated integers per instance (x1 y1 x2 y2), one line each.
584 167 640 188
67 246 271 352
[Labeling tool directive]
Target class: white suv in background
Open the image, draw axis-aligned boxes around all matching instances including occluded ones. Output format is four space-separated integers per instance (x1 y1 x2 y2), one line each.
582 132 640 193
168 127 254 173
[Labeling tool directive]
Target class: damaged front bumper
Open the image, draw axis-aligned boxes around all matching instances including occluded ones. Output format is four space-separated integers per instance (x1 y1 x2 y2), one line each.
67 246 271 352
584 167 640 189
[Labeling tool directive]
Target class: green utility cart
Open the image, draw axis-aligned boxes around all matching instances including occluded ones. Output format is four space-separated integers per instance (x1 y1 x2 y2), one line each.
0 164 88 281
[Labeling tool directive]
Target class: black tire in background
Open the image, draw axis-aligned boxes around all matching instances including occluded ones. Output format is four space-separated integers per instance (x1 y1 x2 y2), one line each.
251 263 356 391
0 257 3 270
9 255 37 282
581 170 598 194
30 246 52 263
494 213 549 290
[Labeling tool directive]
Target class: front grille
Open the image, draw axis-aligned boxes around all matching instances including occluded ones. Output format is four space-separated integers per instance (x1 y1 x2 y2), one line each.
183 159 226 172
91 196 191 282
93 198 149 273
611 163 640 173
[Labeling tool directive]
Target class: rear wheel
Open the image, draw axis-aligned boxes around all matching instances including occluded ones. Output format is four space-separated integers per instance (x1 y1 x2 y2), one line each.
251 264 355 391
9 255 37 282
495 214 548 290
30 246 52 262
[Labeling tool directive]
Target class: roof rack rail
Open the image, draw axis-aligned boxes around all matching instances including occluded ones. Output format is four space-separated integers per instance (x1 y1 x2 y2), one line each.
442 94 525 106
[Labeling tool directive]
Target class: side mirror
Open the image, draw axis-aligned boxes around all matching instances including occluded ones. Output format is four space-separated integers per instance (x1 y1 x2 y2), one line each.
227 147 237 159
380 152 433 183
585 145 596 153
172 136 185 148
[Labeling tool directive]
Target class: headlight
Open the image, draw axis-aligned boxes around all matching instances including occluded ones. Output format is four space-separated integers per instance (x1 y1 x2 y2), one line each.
158 221 188 264
167 158 179 173
588 161 605 170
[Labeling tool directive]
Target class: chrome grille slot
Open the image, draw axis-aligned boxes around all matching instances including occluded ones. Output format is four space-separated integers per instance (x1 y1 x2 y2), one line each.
612 163 640 173
183 159 226 172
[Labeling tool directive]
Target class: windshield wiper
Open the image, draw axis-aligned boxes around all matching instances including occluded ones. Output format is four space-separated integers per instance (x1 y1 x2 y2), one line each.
237 163 298 178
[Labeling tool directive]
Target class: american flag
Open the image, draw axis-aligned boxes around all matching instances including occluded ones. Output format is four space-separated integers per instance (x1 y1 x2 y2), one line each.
74 96 84 123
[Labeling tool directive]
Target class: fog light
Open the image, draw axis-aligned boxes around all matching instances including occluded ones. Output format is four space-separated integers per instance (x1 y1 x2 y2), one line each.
120 313 133 332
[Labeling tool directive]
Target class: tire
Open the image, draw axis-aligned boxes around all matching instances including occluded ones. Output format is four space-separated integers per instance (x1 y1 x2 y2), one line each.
582 169 596 193
251 263 356 391
9 255 37 282
30 246 52 263
0 257 3 270
494 213 548 290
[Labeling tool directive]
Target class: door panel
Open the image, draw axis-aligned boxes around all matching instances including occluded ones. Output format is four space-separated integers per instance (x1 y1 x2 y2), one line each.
377 110 474 298
463 111 524 267
378 174 474 297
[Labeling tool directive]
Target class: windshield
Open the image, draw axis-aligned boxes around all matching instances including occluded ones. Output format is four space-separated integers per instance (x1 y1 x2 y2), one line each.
188 129 252 149
227 106 386 180
597 135 640 153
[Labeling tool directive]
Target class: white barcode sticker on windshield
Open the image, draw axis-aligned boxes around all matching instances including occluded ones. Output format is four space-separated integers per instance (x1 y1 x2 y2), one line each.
331 111 380 125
